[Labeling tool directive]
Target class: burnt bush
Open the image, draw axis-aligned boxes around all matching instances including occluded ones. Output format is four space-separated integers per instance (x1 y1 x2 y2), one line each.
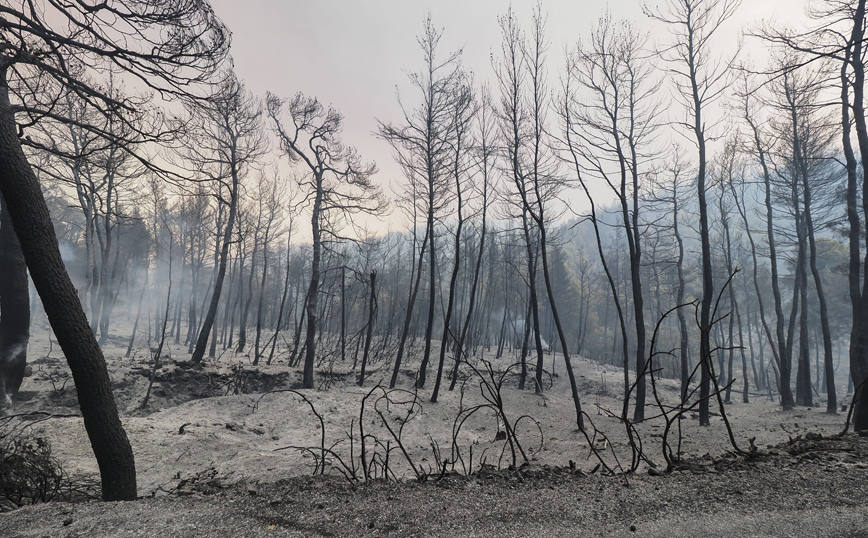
0 416 97 511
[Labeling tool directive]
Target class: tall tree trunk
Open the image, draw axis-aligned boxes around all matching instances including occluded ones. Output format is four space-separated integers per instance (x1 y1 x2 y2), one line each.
0 78 135 500
268 233 294 366
389 227 429 389
720 188 738 404
521 214 546 393
806 192 837 413
693 85 714 427
341 265 346 363
844 0 868 432
449 167 490 391
432 217 462 402
757 127 793 409
791 95 837 414
417 199 436 389
238 233 259 353
253 229 270 365
190 169 239 364
536 223 585 431
125 259 149 358
729 162 780 396
796 234 812 406
672 181 690 401
302 176 323 389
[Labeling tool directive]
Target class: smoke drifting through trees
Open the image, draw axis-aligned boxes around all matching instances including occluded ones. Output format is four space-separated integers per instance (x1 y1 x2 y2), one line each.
3 2 868 504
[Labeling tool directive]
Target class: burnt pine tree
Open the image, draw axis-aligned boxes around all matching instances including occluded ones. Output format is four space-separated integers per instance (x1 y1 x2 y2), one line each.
431 79 474 403
189 73 267 365
756 0 868 427
735 72 788 406
449 85 497 392
0 193 28 408
494 7 547 393
645 0 741 426
0 0 228 501
499 5 585 430
569 13 660 421
268 92 385 389
377 17 464 389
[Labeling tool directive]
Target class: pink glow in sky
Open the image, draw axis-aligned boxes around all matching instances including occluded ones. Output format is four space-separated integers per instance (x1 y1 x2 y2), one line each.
207 0 811 227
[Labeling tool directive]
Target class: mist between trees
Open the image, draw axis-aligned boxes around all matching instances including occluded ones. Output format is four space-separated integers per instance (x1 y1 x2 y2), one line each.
4 0 868 501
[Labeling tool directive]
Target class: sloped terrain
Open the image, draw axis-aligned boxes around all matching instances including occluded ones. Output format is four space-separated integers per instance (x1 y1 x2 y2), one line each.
2 328 866 537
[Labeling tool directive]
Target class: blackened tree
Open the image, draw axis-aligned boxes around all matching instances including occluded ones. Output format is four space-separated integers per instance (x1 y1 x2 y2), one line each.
0 0 228 500
268 92 385 389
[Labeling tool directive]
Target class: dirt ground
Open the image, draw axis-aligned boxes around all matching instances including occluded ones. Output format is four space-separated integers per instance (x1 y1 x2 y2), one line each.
2 326 867 537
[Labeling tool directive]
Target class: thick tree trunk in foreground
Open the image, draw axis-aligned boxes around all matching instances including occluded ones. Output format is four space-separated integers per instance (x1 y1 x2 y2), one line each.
0 79 136 500
843 1 868 430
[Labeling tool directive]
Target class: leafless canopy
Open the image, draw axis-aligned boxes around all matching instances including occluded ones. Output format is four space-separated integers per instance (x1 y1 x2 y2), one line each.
1 0 229 146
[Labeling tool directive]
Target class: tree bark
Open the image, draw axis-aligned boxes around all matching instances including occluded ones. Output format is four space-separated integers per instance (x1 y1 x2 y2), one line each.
0 77 136 500
390 227 428 388
841 0 868 430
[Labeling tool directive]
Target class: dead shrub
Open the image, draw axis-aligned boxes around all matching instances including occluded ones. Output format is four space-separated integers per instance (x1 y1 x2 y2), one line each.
0 415 98 511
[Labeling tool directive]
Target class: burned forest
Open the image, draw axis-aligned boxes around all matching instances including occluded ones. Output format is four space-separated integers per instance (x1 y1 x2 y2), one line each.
1 1 868 536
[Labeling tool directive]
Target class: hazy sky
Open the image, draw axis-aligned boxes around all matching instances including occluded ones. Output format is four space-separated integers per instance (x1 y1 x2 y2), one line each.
207 0 811 227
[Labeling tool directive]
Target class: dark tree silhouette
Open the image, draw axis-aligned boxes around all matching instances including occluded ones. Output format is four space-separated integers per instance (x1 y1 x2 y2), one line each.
0 0 228 500
268 92 385 389
188 73 267 365
645 0 740 426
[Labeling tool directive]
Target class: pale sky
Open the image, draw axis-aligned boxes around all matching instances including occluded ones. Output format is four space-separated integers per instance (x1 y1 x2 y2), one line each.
207 0 811 229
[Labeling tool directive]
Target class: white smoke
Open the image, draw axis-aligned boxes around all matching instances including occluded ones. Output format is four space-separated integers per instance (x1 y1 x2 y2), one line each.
58 242 76 264
1 343 26 365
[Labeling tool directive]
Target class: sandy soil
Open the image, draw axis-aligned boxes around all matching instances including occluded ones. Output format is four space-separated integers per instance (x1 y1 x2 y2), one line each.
2 325 867 537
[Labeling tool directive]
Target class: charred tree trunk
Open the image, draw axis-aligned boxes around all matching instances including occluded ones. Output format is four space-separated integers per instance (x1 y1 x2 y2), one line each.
0 77 136 500
238 233 259 353
190 178 236 364
417 199 436 389
389 228 428 389
672 180 690 401
268 235 293 365
125 259 149 359
358 272 376 387
522 215 546 394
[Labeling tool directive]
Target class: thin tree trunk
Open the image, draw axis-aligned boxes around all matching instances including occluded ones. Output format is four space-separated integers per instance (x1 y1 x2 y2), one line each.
417 200 436 389
238 232 259 353
522 213 546 394
672 181 690 401
191 163 239 363
268 232 294 365
302 175 324 389
125 259 149 359
358 272 376 387
253 226 271 365
389 227 429 389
